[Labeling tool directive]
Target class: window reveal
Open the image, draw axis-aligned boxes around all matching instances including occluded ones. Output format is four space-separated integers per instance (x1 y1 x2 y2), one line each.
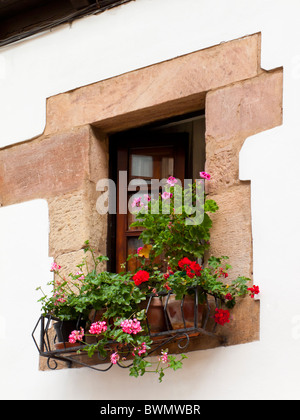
109 114 205 273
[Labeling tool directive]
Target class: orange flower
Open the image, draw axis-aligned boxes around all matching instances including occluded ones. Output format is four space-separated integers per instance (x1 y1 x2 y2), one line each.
137 244 152 258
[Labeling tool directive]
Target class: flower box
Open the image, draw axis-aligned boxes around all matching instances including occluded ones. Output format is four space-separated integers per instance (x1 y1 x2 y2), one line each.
32 287 223 373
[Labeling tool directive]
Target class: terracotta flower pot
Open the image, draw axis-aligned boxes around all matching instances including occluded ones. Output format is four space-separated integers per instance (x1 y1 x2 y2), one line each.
141 297 169 333
88 308 106 323
164 294 204 330
54 342 81 350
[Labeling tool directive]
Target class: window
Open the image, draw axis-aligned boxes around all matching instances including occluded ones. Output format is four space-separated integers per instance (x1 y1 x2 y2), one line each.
108 112 205 272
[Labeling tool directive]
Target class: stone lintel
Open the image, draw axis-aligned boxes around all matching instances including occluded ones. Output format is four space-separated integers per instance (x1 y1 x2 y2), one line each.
44 33 262 136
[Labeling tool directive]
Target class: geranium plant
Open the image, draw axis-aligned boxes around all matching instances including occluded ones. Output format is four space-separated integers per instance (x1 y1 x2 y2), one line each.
68 312 187 382
165 255 251 305
37 244 146 322
130 174 219 269
36 262 84 321
37 242 186 381
128 173 260 321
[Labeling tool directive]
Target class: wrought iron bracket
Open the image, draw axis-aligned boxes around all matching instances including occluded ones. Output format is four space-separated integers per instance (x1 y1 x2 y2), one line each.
32 288 225 371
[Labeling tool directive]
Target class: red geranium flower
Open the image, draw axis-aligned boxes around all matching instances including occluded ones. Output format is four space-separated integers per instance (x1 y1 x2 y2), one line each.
178 257 192 269
189 261 202 276
133 270 150 286
247 285 260 298
164 282 171 291
216 267 228 278
214 308 230 325
178 258 202 278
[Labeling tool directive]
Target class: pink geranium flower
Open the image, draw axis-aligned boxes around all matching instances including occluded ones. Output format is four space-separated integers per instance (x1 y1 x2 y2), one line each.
133 342 147 356
167 176 178 187
50 262 61 272
159 350 169 364
120 318 142 335
75 271 85 280
131 196 142 208
53 291 66 305
110 352 120 364
68 327 85 343
89 321 107 335
161 191 173 200
199 171 211 180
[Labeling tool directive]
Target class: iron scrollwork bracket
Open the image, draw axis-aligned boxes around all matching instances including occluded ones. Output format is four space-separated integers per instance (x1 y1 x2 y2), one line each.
32 288 224 371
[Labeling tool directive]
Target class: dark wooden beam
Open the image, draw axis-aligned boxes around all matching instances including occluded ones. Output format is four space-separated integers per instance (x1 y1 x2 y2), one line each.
69 0 93 10
0 0 133 48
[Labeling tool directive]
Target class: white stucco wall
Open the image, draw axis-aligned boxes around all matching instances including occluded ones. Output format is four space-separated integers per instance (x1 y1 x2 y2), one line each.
1 0 300 400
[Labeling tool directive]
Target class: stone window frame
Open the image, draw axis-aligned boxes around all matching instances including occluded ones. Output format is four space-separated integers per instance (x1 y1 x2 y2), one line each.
0 32 283 361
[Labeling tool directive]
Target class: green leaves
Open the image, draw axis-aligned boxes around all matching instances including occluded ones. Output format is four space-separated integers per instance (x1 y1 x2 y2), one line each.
36 244 146 322
131 182 218 269
204 199 219 213
168 354 188 371
129 357 152 378
166 254 251 307
129 350 187 382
